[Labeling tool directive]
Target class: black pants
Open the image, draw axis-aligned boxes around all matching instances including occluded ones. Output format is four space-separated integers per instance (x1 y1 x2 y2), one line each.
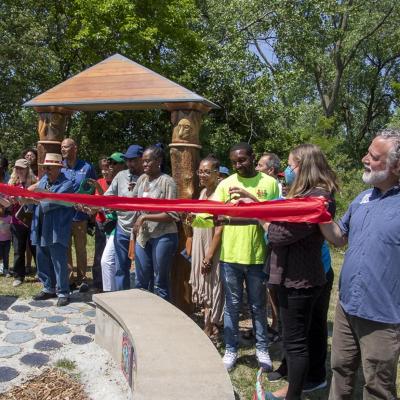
0 240 11 270
278 284 323 400
92 221 106 289
307 268 334 383
11 223 36 280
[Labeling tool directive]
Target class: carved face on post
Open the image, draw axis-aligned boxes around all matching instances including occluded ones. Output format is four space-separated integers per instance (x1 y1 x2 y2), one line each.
38 112 68 141
171 111 201 145
176 119 193 140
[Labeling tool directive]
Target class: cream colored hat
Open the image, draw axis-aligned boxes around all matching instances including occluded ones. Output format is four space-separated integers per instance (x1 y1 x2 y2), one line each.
39 153 63 167
14 159 29 169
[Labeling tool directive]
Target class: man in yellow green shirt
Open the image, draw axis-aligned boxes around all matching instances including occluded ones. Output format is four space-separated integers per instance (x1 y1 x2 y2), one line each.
214 143 279 371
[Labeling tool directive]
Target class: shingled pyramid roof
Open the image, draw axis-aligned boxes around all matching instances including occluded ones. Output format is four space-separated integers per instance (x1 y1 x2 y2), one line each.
24 54 218 112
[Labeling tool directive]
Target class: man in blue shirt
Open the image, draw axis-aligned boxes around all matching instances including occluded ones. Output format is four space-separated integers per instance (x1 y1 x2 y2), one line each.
26 153 74 307
320 129 400 400
61 138 96 292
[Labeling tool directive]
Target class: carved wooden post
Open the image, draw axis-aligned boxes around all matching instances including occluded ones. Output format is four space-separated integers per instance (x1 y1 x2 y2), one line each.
35 108 73 177
167 104 209 314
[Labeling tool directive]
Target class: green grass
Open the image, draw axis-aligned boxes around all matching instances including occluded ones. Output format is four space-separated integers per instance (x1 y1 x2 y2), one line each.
55 358 76 371
0 236 95 298
55 358 81 381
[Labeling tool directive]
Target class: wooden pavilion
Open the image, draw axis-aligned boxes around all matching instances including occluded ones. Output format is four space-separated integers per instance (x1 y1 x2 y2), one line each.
24 53 219 312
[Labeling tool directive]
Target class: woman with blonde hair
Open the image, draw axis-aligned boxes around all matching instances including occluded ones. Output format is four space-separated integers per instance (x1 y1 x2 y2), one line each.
263 144 338 399
219 144 338 400
8 159 37 287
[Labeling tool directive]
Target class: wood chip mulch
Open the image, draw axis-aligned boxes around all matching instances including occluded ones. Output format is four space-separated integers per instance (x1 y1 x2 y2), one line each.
0 368 89 400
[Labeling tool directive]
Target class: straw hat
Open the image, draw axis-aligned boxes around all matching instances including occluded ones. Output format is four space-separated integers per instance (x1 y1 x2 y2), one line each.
39 153 63 167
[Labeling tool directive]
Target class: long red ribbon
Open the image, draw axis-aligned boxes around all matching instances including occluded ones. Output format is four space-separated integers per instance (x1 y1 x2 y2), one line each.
0 183 331 223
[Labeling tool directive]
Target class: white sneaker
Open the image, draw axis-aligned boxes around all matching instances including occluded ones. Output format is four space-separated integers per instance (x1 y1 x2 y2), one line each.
256 349 273 371
12 279 23 287
222 350 237 371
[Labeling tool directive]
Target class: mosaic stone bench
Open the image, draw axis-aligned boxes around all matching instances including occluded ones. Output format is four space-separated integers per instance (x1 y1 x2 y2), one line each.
93 289 235 400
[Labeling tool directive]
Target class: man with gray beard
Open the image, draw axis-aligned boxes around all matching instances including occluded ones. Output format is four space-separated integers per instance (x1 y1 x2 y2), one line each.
319 129 400 400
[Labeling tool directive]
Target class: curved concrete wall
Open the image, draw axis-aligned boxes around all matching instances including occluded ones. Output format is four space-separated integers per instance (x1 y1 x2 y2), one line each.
93 289 235 400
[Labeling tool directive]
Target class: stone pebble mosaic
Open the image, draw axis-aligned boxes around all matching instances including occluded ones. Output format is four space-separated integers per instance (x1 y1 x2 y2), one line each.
0 297 96 388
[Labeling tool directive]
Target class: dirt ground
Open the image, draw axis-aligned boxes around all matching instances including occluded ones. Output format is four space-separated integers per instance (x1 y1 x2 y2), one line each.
0 369 89 400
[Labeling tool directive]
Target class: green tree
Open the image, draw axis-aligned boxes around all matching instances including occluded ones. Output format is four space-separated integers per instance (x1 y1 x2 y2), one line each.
0 0 206 161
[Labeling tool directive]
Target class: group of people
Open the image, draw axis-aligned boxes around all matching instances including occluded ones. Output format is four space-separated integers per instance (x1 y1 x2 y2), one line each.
0 128 399 400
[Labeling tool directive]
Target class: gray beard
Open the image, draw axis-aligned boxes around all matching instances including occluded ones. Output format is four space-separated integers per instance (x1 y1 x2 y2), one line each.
362 168 390 186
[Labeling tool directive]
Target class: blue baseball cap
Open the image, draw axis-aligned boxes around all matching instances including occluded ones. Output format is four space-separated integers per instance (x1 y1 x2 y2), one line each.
219 166 230 176
122 145 143 159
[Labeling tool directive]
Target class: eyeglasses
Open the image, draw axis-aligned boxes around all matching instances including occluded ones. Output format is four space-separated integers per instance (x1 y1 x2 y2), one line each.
196 169 218 176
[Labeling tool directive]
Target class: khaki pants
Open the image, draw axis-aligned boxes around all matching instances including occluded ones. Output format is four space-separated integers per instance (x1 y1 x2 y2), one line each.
68 220 88 285
329 303 400 400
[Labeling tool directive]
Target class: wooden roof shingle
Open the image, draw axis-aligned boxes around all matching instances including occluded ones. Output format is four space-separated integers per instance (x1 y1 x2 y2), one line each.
24 54 218 112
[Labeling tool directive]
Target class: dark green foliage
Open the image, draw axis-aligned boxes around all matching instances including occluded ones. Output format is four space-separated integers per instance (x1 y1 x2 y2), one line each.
0 0 399 213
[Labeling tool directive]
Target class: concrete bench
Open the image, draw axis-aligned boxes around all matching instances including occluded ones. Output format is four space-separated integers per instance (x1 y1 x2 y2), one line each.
93 289 235 400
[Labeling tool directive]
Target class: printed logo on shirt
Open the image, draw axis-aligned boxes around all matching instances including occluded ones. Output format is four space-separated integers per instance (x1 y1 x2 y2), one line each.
360 193 371 204
256 189 268 199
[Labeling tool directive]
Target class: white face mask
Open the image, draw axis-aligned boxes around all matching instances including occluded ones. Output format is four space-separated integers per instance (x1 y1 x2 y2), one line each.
362 163 390 186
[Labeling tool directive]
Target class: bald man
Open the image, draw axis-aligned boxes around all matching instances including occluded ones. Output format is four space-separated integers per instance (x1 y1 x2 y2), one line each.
61 138 96 292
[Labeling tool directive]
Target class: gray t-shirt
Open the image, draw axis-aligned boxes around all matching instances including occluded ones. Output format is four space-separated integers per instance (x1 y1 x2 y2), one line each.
104 169 139 235
132 173 179 247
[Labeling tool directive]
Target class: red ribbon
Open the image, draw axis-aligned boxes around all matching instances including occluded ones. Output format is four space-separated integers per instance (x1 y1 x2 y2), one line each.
0 183 331 223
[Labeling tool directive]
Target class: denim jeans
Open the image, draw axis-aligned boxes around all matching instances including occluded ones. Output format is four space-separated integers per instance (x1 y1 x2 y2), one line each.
113 224 132 291
135 233 178 301
36 243 69 297
220 262 268 353
0 240 11 270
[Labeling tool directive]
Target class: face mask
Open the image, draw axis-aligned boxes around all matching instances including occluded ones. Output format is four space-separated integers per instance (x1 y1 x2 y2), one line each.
284 166 296 186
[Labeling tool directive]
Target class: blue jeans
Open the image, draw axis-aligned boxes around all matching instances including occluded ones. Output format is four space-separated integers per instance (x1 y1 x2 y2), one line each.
135 233 178 301
220 262 268 352
36 243 69 297
114 224 131 291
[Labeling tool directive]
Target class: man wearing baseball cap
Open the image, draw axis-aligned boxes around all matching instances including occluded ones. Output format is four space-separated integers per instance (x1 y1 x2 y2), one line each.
28 153 74 306
108 152 125 163
104 144 143 290
108 152 126 178
218 166 230 182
